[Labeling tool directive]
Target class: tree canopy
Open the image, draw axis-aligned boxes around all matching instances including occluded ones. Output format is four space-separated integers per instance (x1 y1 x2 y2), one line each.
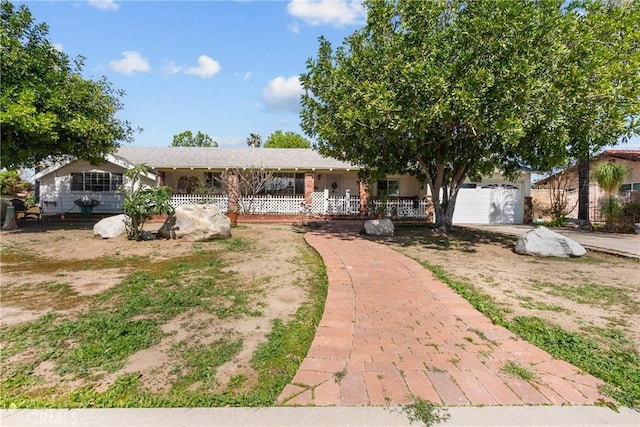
300 0 640 230
1 2 136 169
264 130 311 148
171 130 218 147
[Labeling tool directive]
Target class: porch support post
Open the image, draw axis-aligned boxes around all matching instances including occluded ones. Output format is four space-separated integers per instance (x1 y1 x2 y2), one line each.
156 171 165 187
304 173 314 206
228 173 240 213
359 180 369 216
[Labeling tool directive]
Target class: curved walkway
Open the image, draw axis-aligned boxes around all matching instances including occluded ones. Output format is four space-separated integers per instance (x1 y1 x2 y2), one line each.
278 222 611 407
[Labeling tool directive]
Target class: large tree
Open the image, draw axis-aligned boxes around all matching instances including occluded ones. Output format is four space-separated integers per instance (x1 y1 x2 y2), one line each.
559 2 640 223
300 0 640 230
264 130 311 148
171 130 218 147
0 2 136 169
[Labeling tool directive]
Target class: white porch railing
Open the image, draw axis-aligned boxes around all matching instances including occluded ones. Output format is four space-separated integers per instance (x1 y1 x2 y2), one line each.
169 192 430 218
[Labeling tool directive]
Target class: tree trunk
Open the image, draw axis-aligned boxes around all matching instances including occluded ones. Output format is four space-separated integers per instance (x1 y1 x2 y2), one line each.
578 159 590 222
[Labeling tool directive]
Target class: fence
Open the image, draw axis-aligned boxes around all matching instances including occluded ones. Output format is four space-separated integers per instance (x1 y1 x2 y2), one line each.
170 192 432 218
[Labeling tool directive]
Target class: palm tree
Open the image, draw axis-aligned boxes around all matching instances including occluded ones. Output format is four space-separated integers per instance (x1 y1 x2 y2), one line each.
592 161 630 229
246 133 262 148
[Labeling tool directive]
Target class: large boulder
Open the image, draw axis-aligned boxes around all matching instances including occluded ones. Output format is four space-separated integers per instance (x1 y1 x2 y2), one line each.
93 214 128 239
364 218 394 236
157 204 231 241
515 226 586 257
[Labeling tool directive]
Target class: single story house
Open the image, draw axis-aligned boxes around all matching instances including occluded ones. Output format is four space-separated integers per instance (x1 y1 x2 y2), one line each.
532 149 639 221
33 147 532 224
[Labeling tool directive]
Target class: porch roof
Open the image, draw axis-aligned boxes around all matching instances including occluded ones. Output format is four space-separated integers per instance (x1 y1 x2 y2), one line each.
116 147 359 171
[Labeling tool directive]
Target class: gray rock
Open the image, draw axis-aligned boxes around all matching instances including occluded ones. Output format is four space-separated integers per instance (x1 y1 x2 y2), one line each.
515 226 586 257
93 214 128 239
157 204 231 241
364 218 394 236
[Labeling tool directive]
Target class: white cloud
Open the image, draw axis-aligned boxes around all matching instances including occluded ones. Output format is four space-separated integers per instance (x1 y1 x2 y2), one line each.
162 60 182 76
287 21 300 33
262 76 303 112
286 0 365 27
88 0 119 11
184 55 221 78
52 43 64 52
109 51 151 74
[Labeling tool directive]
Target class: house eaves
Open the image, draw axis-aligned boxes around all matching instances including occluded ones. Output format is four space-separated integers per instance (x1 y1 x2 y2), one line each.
32 153 155 181
115 147 359 171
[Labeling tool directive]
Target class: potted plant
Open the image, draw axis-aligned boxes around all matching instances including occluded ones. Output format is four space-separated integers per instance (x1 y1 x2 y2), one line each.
74 196 100 215
226 206 239 227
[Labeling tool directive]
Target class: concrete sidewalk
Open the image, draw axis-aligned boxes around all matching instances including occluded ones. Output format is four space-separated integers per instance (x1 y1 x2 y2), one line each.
2 406 638 427
461 224 639 258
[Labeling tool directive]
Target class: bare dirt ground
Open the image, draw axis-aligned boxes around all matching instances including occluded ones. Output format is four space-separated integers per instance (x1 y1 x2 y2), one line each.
1 220 638 399
0 221 311 395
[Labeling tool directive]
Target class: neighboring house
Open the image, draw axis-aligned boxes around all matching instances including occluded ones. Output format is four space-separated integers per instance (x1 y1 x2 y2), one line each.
532 149 639 221
33 147 532 224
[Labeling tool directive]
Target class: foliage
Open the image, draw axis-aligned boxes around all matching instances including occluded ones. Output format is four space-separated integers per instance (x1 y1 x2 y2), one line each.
593 161 630 229
171 130 218 147
0 169 31 195
620 202 640 228
300 0 640 231
264 130 311 148
402 396 450 426
0 2 136 169
245 133 262 148
592 162 630 195
121 164 173 241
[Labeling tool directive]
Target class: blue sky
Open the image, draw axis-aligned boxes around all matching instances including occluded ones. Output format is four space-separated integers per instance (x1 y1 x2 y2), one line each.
21 0 366 147
18 0 640 150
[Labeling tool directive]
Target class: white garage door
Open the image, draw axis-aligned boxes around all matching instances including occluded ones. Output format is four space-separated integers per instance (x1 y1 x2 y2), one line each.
453 184 523 224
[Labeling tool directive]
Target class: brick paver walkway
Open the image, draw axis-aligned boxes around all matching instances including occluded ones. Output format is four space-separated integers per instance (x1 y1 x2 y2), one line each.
278 223 611 406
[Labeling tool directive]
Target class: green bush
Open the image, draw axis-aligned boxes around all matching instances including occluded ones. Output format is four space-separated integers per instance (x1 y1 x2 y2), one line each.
612 202 640 233
0 170 31 195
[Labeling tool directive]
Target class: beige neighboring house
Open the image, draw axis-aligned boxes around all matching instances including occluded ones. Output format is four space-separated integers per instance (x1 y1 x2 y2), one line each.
532 149 640 221
33 147 532 224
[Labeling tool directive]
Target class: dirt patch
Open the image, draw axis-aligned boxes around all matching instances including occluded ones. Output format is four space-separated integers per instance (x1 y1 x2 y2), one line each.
0 221 311 395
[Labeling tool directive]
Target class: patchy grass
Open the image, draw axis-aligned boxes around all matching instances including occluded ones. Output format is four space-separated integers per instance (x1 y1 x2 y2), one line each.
0 227 328 408
502 361 535 381
530 281 636 312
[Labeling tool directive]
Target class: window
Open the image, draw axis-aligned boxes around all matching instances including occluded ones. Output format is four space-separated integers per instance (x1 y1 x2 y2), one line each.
204 172 222 189
377 180 400 196
71 172 122 192
265 173 305 195
619 183 640 192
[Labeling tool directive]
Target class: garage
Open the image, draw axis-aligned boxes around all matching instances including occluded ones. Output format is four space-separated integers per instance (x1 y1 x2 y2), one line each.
453 183 523 224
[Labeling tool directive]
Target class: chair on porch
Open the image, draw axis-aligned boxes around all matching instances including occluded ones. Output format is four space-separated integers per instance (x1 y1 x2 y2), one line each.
10 198 41 222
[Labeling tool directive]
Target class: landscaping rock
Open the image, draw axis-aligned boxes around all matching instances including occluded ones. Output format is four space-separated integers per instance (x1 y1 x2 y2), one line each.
93 214 128 239
157 204 231 241
364 218 394 236
514 226 586 257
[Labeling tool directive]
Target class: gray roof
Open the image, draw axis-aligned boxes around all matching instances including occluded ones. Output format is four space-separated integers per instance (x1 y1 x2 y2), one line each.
115 147 358 170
